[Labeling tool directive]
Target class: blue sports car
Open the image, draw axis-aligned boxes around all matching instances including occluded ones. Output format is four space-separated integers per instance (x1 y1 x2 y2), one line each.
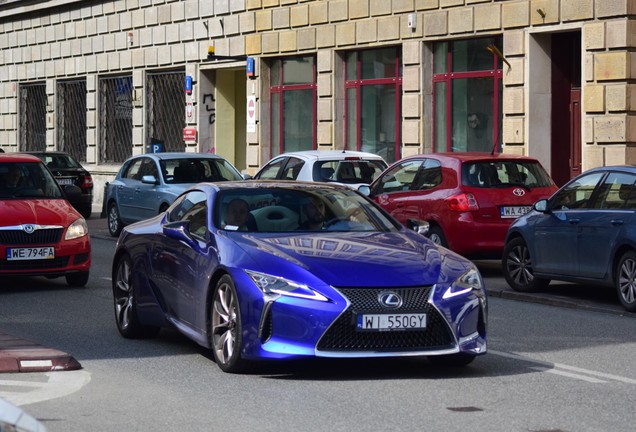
112 181 488 373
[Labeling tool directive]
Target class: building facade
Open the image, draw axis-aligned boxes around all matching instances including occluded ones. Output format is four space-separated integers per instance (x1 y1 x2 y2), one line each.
0 0 635 212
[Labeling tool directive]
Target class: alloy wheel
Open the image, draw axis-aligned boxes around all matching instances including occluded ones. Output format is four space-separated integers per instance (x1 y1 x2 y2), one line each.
114 256 133 332
617 252 636 312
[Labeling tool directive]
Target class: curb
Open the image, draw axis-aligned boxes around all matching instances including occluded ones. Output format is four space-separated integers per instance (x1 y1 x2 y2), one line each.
0 333 82 373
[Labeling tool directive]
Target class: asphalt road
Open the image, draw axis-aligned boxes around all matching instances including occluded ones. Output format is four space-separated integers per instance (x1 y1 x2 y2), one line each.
0 217 634 431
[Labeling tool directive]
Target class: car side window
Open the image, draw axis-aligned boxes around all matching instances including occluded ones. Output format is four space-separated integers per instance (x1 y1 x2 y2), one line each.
167 191 208 238
376 160 425 194
595 173 636 210
257 157 287 180
281 158 304 180
551 172 604 210
139 159 159 180
411 160 442 191
123 159 144 180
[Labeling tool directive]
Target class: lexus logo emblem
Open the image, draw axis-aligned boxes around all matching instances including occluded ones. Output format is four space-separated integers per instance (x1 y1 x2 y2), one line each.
23 224 36 234
513 188 525 197
378 291 402 309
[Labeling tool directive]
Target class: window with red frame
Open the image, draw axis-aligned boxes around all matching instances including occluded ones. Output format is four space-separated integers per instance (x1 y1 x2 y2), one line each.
269 56 317 158
433 37 503 154
344 47 402 163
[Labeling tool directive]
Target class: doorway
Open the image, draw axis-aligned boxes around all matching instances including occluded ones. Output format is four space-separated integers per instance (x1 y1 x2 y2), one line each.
551 31 581 186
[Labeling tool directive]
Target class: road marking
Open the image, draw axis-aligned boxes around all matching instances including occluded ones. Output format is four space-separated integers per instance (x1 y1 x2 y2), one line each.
529 367 606 383
0 370 91 406
490 349 636 385
100 277 112 281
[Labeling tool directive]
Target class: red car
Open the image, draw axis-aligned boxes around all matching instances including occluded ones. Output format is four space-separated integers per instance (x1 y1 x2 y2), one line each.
370 152 558 259
0 153 91 286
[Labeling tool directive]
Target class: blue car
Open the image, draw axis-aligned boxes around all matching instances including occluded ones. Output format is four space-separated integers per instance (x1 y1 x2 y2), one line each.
112 181 488 373
104 152 243 237
502 166 636 312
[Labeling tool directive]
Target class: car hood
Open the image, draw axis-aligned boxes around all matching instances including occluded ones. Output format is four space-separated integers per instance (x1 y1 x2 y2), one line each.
228 231 463 287
0 199 81 227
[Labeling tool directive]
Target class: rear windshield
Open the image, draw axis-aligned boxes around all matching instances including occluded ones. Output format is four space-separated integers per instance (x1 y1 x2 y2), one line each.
35 153 82 169
462 161 554 189
312 160 387 184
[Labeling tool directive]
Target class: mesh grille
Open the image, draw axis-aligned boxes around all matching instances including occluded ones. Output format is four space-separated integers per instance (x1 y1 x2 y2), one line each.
317 287 455 352
0 228 63 245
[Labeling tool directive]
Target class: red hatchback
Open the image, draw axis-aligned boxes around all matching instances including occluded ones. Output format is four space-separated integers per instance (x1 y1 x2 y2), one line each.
0 153 91 286
370 152 558 259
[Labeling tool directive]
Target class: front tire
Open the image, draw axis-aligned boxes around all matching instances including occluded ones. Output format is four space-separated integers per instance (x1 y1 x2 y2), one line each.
112 254 160 338
210 275 249 373
502 237 550 292
108 202 123 237
615 251 636 312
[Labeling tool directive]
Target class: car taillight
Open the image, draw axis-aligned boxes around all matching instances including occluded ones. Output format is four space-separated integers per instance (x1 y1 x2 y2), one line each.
82 174 93 188
446 193 479 211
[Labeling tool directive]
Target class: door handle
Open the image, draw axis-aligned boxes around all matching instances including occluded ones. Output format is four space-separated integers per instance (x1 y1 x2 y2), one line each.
568 218 580 224
611 220 624 226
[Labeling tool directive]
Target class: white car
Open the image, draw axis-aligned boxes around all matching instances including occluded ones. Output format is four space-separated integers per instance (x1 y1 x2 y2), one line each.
253 150 387 191
0 398 47 432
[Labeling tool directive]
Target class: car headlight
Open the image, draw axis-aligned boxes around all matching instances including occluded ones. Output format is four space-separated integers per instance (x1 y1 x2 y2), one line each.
65 218 89 240
245 270 328 302
443 267 484 299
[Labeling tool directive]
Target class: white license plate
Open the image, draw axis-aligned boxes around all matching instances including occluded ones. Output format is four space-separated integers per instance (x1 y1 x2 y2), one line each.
500 206 531 218
357 313 426 331
6 247 55 261
57 178 75 185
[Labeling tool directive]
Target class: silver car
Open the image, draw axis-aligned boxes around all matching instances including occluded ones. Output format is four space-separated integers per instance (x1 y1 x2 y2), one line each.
253 150 388 192
104 152 243 237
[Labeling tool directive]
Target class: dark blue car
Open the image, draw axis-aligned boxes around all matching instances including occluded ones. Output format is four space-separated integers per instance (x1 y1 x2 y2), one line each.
112 181 488 373
502 166 636 312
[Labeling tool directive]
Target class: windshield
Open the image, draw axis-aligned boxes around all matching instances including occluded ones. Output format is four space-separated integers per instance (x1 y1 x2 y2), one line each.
162 158 242 184
216 187 399 233
462 161 554 189
0 162 64 199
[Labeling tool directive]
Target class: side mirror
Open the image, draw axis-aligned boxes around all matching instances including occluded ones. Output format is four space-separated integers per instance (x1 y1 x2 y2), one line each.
357 185 371 196
533 199 548 213
406 219 429 235
142 175 159 185
163 221 197 247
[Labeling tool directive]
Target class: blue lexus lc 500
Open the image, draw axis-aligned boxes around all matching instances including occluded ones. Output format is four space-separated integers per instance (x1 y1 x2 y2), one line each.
112 181 487 373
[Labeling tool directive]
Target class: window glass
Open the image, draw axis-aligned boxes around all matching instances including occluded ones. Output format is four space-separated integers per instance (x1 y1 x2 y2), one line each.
345 52 358 81
281 57 314 85
283 89 313 153
452 77 495 153
375 159 424 194
280 158 304 180
345 88 357 151
596 173 636 210
271 92 280 157
411 160 442 191
168 190 206 223
360 48 400 79
360 85 396 162
462 161 553 188
123 158 144 180
451 38 499 72
434 82 447 153
551 172 604 210
257 157 286 180
434 43 448 74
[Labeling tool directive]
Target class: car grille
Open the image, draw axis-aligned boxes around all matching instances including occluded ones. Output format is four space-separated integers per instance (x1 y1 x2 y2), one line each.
0 256 69 271
316 286 455 352
0 228 63 245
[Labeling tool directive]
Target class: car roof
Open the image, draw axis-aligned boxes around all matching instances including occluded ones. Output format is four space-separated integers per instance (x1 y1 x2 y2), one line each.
200 179 352 192
273 150 386 161
0 153 44 163
128 152 226 161
402 152 542 163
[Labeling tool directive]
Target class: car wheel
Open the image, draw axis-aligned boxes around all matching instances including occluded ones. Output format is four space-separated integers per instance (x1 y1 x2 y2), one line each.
428 353 476 367
428 226 448 248
65 271 89 287
210 275 249 373
108 202 123 237
615 251 636 312
112 254 160 338
502 237 549 292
